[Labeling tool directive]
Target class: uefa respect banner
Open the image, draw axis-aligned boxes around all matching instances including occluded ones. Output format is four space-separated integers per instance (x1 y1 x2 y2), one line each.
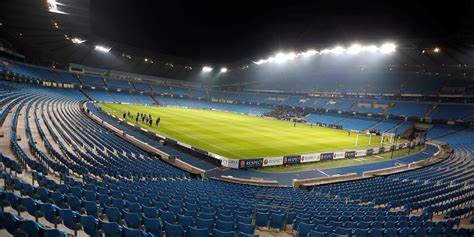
355 149 367 157
300 153 320 163
344 151 356 158
262 157 284 167
283 155 301 165
320 153 334 161
239 158 263 169
334 151 345 159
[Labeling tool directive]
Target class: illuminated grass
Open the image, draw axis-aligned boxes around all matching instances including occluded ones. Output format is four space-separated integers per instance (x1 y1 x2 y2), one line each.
100 103 386 159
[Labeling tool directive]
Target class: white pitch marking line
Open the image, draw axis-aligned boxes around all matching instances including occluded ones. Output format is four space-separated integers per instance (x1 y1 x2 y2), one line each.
374 155 385 159
317 169 330 177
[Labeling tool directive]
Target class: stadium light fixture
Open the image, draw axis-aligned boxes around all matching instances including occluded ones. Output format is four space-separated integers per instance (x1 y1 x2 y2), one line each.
347 44 362 54
71 38 86 44
47 0 68 14
202 66 213 72
274 52 296 63
95 45 111 53
433 47 440 53
302 49 318 57
332 46 345 55
220 67 228 73
363 45 379 53
380 43 396 54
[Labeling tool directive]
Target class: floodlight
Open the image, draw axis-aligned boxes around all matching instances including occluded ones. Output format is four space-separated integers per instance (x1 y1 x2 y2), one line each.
433 47 440 53
363 45 378 53
220 67 228 73
202 66 213 72
380 43 396 54
71 38 86 44
332 46 345 55
302 49 317 57
95 45 111 53
320 49 331 55
347 44 362 54
47 0 67 14
253 59 266 65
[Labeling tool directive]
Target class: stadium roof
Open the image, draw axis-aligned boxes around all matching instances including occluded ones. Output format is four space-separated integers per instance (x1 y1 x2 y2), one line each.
0 0 473 80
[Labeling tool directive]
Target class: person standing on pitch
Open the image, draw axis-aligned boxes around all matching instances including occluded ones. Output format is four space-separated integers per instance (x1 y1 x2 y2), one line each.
156 117 160 126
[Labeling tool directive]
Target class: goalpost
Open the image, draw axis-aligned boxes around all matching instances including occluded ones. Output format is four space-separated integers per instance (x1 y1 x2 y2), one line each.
355 132 391 147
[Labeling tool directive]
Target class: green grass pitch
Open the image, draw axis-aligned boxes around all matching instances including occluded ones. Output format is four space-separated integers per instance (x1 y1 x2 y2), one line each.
99 103 385 159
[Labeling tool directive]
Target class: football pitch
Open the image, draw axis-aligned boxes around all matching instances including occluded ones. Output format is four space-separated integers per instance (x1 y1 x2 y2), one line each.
99 103 384 159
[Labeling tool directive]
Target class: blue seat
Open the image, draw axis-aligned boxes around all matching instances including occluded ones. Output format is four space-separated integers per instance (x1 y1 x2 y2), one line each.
83 200 99 217
0 211 21 234
80 215 98 237
143 206 158 219
255 212 269 228
200 212 215 220
216 219 234 232
50 192 66 208
196 217 214 231
334 227 351 236
315 225 332 233
18 219 40 237
293 217 310 230
112 198 126 210
177 214 194 229
399 228 413 237
59 208 80 235
66 196 82 212
353 228 369 237
41 228 68 237
70 187 82 198
297 222 315 237
97 194 110 206
39 203 61 228
20 197 39 220
237 222 255 235
164 221 185 237
237 216 252 224
383 228 397 237
414 227 427 237
21 183 34 197
35 187 49 202
269 213 285 230
104 205 122 223
160 211 176 223
123 211 141 229
212 229 234 237
126 201 141 214
188 226 209 237
3 192 20 212
83 190 96 202
343 221 357 229
308 230 329 237
143 216 162 237
427 227 442 237
238 233 259 237
99 220 121 237
219 214 234 222
368 228 383 237
121 226 149 237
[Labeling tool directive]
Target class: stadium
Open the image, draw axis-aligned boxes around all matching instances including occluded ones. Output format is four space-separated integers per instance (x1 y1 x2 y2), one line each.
0 0 473 236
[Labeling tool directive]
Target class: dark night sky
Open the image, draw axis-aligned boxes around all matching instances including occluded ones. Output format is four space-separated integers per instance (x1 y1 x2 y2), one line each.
90 0 470 63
